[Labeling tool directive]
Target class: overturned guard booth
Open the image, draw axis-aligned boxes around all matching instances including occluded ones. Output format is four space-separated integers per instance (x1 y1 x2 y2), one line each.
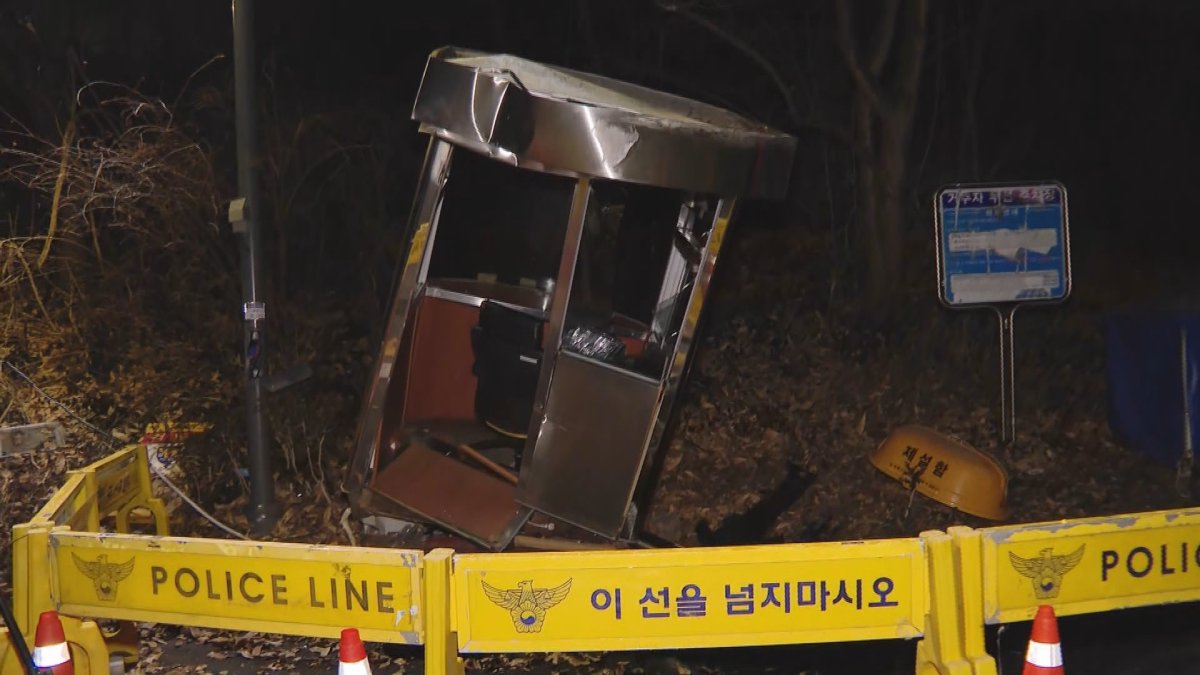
346 47 795 549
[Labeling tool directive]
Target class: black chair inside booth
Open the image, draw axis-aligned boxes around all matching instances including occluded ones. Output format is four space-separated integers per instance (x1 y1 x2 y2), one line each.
471 301 544 459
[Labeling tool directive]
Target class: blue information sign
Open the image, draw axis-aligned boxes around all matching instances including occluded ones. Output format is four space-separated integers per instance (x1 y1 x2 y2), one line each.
934 182 1070 306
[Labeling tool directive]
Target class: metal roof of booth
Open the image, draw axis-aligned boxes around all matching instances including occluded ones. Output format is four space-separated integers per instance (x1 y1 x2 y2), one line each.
412 46 796 199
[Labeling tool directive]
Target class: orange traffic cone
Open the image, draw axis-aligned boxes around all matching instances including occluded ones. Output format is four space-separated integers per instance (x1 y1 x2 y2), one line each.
338 628 371 674
32 610 73 674
1023 604 1064 674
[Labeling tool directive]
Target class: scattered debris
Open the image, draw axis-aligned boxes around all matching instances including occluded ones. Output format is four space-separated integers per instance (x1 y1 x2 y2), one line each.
869 425 1010 521
360 514 419 537
140 423 211 480
0 421 65 457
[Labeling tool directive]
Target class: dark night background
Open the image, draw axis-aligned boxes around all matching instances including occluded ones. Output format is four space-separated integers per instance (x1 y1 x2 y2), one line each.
4 0 1198 304
2 1 1200 673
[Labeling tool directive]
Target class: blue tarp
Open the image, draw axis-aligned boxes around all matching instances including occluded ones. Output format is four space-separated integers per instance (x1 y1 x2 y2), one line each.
1106 313 1200 465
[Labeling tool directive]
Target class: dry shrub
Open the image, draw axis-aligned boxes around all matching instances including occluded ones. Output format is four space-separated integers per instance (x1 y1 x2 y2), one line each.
0 84 238 435
2 85 228 277
0 81 368 545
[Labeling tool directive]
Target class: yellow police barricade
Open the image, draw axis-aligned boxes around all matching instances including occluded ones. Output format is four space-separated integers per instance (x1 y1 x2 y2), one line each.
949 506 1200 673
1 445 429 675
51 533 425 643
443 535 956 673
5 444 995 675
4 463 119 674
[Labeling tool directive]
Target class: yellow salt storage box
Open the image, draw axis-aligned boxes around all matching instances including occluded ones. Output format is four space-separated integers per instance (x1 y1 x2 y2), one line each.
869 424 1009 521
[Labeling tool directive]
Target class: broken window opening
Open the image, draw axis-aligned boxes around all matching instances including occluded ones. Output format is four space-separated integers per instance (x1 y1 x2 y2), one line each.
564 180 718 380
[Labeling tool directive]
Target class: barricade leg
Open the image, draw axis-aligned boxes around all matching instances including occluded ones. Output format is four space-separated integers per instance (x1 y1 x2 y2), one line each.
111 501 165 670
948 526 997 675
1 629 27 674
423 549 465 675
915 531 973 675
7 523 46 674
99 619 139 669
116 499 170 536
12 523 56 640
62 617 112 675
135 443 172 537
11 523 112 674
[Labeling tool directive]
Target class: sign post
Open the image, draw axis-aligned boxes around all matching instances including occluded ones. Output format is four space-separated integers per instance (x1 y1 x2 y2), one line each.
997 304 1016 444
934 182 1071 443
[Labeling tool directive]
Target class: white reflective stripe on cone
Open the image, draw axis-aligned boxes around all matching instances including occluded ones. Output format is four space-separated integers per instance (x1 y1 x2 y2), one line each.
339 657 372 675
33 642 71 667
1025 639 1063 668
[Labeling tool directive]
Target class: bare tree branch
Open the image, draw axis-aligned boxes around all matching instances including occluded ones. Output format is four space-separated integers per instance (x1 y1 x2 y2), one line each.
867 0 902 77
891 0 929 124
657 0 804 127
834 0 886 114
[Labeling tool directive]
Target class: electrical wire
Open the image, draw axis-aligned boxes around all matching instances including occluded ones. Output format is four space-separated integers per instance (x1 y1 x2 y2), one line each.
2 359 250 541
150 468 249 540
2 361 115 447
0 591 37 674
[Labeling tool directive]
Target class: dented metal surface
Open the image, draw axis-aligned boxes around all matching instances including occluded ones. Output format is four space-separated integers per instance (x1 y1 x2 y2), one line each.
518 351 662 535
412 46 796 198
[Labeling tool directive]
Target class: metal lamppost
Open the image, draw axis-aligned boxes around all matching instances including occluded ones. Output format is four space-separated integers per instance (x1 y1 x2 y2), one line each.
231 0 277 533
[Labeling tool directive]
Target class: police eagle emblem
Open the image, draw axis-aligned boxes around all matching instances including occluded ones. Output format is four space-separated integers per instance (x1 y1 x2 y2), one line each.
72 553 135 601
1008 545 1084 599
481 578 572 633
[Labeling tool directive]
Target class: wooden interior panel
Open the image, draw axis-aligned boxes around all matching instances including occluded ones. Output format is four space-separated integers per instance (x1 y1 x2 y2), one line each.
372 441 524 548
401 295 480 423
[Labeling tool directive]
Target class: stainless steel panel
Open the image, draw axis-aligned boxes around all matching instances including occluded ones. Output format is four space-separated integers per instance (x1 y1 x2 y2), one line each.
426 278 551 316
520 178 591 458
517 352 661 536
412 47 796 199
651 202 699 337
634 199 737 505
346 138 453 498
